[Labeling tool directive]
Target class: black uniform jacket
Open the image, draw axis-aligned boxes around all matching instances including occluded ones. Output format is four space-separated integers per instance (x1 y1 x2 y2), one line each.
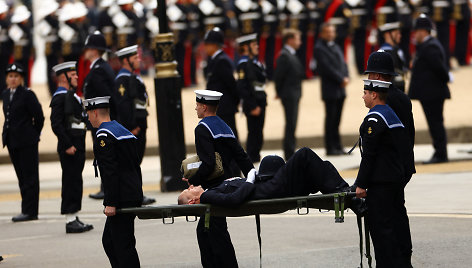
408 36 450 101
2 86 44 149
114 68 148 131
83 58 117 117
204 50 239 115
50 87 86 153
314 39 348 100
273 47 304 99
188 116 253 189
386 86 416 177
236 56 267 114
355 105 410 189
94 121 143 208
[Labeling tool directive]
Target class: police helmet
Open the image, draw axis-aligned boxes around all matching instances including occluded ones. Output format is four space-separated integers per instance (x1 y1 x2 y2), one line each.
84 31 109 52
364 50 397 76
258 155 285 180
204 27 224 45
5 63 25 75
414 14 433 31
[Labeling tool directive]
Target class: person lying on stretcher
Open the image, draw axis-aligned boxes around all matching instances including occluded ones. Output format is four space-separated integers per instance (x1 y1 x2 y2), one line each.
178 147 354 206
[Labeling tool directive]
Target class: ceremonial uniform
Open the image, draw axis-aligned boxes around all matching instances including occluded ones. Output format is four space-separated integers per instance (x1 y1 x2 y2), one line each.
190 90 254 268
322 0 351 57
258 0 278 79
451 0 471 65
429 0 453 67
236 54 267 163
348 0 373 74
314 38 348 155
0 6 13 94
234 0 263 35
58 2 89 62
200 147 349 206
2 64 44 221
169 2 190 86
9 6 33 87
93 120 143 268
97 4 117 56
287 0 310 78
114 68 148 163
83 57 116 116
199 0 229 33
41 14 61 95
355 103 412 267
116 7 142 48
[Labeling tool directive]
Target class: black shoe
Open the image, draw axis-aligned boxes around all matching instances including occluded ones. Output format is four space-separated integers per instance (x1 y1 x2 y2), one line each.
423 156 448 165
142 196 156 206
66 217 94 233
326 149 346 156
0 255 3 262
12 214 38 222
89 191 105 199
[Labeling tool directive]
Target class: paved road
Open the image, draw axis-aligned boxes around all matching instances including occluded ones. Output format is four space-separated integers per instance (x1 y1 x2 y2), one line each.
1 145 471 267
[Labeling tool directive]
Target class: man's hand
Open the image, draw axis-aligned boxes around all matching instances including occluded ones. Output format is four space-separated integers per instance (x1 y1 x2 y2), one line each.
131 126 141 136
250 106 261 116
356 187 367 198
65 146 77 155
104 206 116 217
182 177 190 186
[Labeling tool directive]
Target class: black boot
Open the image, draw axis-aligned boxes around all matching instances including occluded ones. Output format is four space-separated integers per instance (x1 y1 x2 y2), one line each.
142 196 156 205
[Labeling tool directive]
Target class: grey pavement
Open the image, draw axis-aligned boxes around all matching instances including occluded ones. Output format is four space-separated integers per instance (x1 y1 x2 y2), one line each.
0 144 471 267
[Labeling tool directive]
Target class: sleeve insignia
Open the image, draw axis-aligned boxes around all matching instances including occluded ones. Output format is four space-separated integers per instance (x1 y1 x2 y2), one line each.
119 84 126 96
368 127 372 134
100 140 106 147
238 70 245 79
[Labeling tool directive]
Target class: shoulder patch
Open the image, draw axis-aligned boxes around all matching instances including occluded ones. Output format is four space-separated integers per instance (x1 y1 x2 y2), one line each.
100 140 106 147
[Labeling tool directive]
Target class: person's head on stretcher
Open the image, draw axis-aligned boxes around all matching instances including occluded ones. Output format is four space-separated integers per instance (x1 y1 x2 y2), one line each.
178 185 205 205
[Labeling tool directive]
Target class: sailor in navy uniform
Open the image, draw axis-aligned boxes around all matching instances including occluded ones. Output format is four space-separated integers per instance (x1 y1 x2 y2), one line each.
203 28 240 139
0 1 12 94
378 22 408 91
50 61 94 233
84 96 142 268
184 90 253 268
354 79 413 267
2 63 44 222
83 31 116 200
114 45 155 205
236 33 267 163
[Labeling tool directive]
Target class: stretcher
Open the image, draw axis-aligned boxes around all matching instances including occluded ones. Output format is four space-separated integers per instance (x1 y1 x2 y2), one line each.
118 192 372 267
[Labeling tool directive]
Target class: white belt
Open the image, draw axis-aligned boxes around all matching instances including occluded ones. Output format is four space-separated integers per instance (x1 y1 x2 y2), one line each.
453 0 467 4
418 7 430 13
136 103 146 110
328 17 346 25
240 12 261 20
264 14 277 22
377 6 395 14
45 35 58 42
204 17 225 25
171 22 188 30
189 21 200 29
117 27 136 34
433 1 450 7
254 85 266 92
399 7 411 14
71 122 86 130
310 12 320 19
352 9 367 16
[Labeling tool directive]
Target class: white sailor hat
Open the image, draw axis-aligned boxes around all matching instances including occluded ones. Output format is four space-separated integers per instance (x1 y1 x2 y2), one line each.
195 90 223 105
52 61 77 75
363 79 391 92
83 96 111 110
11 5 31 24
99 0 115 8
236 33 258 45
115 45 138 58
0 1 8 14
37 0 59 21
117 0 134 5
378 21 401 33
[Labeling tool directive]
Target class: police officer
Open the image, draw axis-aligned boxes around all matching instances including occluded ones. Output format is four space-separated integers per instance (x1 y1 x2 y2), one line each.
37 0 61 95
203 27 239 138
83 31 116 200
114 45 155 205
354 78 412 267
183 89 254 268
379 21 408 91
409 14 450 164
0 1 12 94
50 61 94 233
2 63 44 222
236 33 267 163
84 96 143 268
9 5 33 87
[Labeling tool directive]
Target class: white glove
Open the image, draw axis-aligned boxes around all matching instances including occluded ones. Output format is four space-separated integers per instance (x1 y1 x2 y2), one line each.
246 168 257 184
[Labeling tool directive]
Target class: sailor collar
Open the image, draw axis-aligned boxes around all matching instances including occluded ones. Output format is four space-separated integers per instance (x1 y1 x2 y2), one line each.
199 116 236 139
366 105 404 129
96 120 137 140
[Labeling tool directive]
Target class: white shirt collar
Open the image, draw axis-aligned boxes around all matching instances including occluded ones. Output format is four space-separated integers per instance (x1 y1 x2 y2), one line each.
422 35 432 43
90 57 100 69
211 49 223 59
284 45 296 55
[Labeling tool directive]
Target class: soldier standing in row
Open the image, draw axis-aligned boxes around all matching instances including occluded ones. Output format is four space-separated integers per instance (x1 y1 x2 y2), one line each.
451 0 471 65
429 0 453 67
379 21 408 91
50 61 94 233
0 1 12 94
9 5 33 87
348 0 373 74
2 63 44 222
258 0 278 80
85 96 143 268
114 45 155 205
236 33 267 163
58 2 89 62
116 0 142 49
